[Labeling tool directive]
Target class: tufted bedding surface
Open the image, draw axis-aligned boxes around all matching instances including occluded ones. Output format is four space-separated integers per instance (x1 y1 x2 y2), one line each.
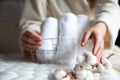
0 46 120 80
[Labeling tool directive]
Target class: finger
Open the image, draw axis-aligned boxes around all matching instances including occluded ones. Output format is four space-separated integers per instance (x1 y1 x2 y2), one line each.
22 41 40 52
22 41 40 50
22 32 30 39
24 30 42 42
81 31 92 46
21 36 41 46
22 42 33 52
98 49 103 64
96 40 104 64
23 30 33 38
100 55 103 64
21 38 41 50
23 46 33 52
96 47 102 63
30 31 42 42
25 30 34 37
23 46 37 52
93 35 101 55
100 40 104 64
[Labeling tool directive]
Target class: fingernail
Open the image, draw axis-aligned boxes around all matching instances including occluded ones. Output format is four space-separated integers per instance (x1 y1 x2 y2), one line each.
82 42 85 46
100 58 103 64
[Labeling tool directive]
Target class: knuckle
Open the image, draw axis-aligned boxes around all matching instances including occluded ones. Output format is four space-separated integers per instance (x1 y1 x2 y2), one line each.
95 32 99 37
85 30 91 35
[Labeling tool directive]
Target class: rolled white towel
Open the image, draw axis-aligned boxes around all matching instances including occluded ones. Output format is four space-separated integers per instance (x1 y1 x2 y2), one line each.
59 13 78 38
41 17 58 38
36 17 58 62
77 15 93 54
77 14 90 41
40 17 58 50
53 13 78 68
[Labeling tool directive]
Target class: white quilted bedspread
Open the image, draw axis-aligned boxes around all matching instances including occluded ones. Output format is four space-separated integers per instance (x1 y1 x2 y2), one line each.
0 53 70 80
0 46 120 80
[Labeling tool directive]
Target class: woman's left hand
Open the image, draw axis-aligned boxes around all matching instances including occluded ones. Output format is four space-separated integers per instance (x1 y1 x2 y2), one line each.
81 22 107 63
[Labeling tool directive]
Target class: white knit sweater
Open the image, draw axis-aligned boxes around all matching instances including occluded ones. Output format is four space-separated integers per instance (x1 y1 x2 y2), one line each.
20 0 120 48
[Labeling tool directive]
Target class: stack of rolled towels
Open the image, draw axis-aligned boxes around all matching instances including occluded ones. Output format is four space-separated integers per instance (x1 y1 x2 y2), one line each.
36 13 90 67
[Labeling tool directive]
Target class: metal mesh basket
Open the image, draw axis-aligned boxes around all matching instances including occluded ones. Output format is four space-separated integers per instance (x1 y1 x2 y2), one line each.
38 37 77 54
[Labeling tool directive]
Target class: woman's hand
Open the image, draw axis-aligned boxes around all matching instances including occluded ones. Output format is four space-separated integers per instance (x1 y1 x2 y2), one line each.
21 30 42 52
81 22 107 63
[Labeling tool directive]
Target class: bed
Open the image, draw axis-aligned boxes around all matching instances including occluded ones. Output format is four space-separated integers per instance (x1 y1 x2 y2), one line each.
0 46 120 80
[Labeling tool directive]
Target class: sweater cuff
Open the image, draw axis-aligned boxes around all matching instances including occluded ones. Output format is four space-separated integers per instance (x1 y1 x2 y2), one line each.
21 24 40 35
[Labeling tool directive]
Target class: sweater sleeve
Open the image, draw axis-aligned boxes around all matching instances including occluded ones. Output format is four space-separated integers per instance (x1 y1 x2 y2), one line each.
94 0 120 48
19 0 47 34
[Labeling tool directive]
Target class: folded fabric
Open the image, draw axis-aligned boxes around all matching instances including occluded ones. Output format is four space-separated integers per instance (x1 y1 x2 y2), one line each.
77 14 90 42
53 13 79 67
41 17 58 39
59 13 78 38
36 13 91 67
36 17 58 62
77 14 93 55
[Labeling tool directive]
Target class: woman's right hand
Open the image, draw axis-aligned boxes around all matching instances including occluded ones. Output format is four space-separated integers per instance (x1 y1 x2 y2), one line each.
21 30 42 52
